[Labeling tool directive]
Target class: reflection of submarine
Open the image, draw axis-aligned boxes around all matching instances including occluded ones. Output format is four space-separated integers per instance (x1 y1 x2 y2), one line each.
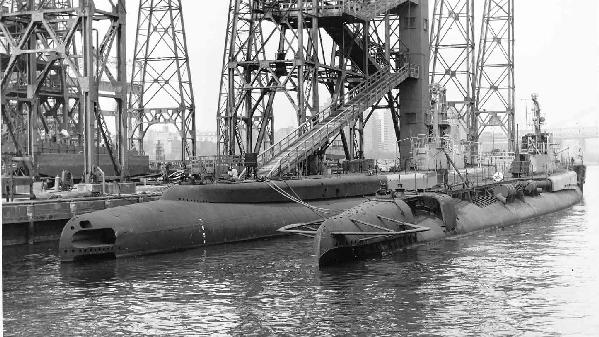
58 175 385 261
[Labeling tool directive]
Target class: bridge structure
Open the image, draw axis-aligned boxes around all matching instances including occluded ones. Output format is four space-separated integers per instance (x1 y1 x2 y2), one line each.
475 0 515 152
547 126 599 160
549 126 599 141
217 0 431 177
429 0 476 161
1 0 129 181
128 0 197 162
479 126 599 156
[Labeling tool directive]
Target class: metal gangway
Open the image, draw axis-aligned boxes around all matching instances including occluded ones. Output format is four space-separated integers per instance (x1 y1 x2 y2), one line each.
257 65 418 177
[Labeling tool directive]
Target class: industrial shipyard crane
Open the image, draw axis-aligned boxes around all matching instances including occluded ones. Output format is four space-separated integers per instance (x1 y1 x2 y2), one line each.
217 0 430 177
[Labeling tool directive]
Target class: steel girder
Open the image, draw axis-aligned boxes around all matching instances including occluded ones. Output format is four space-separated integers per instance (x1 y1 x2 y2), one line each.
216 0 416 162
475 0 515 152
429 0 476 161
0 0 128 180
128 0 196 162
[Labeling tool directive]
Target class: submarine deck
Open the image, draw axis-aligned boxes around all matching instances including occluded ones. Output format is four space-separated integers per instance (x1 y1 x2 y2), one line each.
2 166 564 247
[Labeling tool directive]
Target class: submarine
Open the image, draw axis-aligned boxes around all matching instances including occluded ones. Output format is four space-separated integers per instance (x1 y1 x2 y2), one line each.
58 170 449 261
279 122 587 267
58 175 383 261
281 170 584 267
58 88 586 264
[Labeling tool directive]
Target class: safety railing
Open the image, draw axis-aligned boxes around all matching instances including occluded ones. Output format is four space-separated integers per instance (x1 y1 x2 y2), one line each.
265 0 344 14
262 64 416 177
257 66 393 170
264 0 408 21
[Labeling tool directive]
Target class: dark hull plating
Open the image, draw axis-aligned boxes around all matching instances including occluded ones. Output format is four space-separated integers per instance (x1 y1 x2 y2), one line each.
316 188 583 266
59 198 367 261
58 175 384 261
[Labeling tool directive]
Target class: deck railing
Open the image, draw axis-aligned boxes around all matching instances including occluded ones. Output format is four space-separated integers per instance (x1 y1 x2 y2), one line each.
261 64 418 177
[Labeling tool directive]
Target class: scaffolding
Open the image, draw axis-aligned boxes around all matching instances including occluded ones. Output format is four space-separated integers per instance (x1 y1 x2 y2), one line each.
0 0 128 181
128 0 196 162
217 0 430 175
429 0 476 162
475 0 515 152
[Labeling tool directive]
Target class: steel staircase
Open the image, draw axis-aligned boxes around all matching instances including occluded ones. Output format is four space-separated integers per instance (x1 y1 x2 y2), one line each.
257 64 418 177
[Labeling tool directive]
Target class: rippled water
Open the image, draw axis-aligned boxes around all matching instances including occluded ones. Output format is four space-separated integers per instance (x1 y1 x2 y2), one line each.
3 166 599 336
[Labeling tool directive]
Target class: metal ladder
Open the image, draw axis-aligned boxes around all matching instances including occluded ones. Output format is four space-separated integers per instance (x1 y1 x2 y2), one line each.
257 64 418 177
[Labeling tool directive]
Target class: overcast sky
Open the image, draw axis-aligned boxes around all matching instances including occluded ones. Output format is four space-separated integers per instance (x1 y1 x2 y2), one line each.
125 0 599 132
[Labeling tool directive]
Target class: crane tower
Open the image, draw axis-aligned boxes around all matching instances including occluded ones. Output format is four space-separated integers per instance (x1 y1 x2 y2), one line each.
217 0 430 175
1 0 128 181
475 0 515 152
128 0 196 161
429 0 477 162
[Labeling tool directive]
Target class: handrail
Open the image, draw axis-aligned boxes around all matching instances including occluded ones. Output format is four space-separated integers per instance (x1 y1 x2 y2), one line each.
264 1 408 21
262 64 415 177
257 66 392 168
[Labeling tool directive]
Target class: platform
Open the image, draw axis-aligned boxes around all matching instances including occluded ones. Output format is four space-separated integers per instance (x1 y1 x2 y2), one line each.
2 193 161 246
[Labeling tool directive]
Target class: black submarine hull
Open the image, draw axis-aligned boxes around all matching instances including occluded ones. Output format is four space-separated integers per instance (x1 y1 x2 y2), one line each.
315 187 583 267
58 175 384 261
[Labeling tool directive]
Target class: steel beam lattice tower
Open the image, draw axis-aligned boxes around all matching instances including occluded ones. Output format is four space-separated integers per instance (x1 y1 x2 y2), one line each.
217 0 430 174
429 0 476 160
128 0 196 161
1 0 128 181
475 0 515 152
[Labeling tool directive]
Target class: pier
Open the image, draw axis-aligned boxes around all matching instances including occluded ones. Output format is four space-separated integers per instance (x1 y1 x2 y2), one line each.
2 186 161 246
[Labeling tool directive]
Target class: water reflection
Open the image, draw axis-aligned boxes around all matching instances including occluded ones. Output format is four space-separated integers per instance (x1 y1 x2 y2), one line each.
3 167 599 336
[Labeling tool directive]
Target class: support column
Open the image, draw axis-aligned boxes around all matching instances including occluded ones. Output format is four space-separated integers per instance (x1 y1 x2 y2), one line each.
349 125 355 159
244 18 255 154
117 0 128 179
311 0 320 117
81 0 97 182
398 1 429 168
388 92 401 151
297 0 306 125
27 10 37 167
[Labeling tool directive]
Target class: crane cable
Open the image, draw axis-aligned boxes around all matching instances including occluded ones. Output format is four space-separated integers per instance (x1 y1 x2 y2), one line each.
264 180 341 218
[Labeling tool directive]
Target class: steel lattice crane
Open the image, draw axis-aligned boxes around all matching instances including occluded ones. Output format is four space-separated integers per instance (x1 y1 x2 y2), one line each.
0 0 128 181
475 0 515 152
429 0 477 162
431 0 516 157
217 0 431 175
128 0 196 162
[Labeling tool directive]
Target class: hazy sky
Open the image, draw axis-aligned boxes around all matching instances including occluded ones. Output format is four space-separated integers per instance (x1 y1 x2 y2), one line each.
124 0 599 132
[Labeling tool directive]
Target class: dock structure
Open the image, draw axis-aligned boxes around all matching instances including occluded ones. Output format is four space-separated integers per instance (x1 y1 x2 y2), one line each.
2 192 160 246
1 0 527 251
475 0 516 153
217 0 430 176
1 0 130 182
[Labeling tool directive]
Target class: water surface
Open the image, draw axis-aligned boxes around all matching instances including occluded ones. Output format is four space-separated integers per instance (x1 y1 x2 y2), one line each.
3 167 599 336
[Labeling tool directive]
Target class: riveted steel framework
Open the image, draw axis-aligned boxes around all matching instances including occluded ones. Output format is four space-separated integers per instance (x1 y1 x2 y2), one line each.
128 0 196 161
0 0 128 181
475 0 515 152
429 0 476 160
216 0 425 163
